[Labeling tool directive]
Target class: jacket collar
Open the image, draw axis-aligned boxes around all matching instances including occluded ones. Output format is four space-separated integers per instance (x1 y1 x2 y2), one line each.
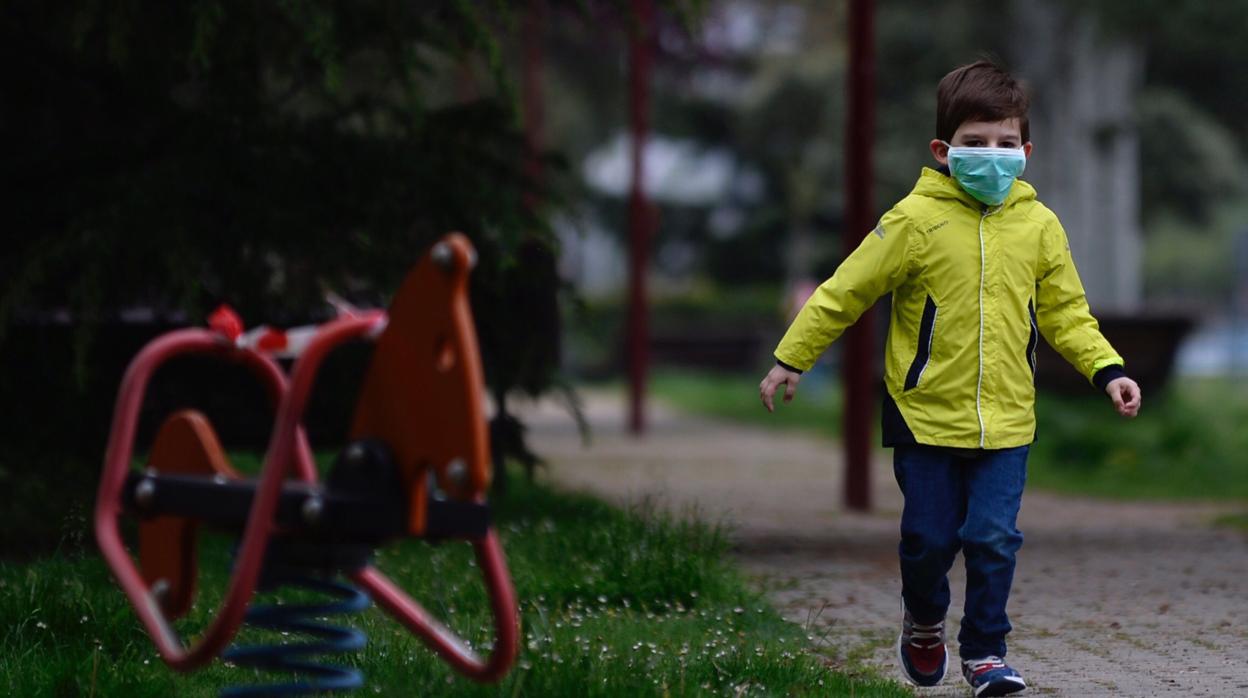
912 166 1037 212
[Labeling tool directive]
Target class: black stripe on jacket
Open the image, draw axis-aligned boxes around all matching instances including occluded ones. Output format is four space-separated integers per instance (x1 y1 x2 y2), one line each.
903 295 938 391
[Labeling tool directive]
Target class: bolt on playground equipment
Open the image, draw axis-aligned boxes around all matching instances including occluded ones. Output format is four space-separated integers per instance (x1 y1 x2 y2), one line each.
94 234 518 695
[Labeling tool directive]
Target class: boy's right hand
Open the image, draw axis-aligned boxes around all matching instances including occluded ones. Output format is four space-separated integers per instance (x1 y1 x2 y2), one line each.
759 364 802 413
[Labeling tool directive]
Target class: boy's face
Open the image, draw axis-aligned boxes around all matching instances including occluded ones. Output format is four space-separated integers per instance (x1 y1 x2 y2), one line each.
928 117 1032 166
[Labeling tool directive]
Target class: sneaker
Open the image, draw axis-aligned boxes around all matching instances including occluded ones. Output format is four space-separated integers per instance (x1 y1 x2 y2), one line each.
897 600 947 687
962 656 1026 696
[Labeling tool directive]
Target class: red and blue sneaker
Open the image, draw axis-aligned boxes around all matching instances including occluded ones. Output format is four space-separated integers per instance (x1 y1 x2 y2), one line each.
897 602 947 687
961 656 1026 696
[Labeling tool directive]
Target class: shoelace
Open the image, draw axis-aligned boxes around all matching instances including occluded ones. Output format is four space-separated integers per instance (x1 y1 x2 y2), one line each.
964 656 1007 675
904 618 944 649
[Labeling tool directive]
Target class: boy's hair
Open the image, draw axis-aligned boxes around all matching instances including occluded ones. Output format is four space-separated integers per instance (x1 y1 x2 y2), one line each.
936 60 1030 143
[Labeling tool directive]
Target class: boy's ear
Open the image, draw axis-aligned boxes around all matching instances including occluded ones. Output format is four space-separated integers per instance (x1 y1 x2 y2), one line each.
1023 142 1033 158
929 139 950 166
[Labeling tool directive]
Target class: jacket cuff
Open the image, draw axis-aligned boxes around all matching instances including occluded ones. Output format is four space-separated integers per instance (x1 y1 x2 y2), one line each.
776 359 804 375
1092 364 1127 392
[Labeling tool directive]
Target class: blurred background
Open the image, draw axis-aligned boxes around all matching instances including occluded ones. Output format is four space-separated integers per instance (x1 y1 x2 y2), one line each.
3 0 1248 558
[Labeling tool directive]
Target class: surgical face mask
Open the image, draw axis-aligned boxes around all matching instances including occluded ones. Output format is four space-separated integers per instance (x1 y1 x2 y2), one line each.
943 143 1027 206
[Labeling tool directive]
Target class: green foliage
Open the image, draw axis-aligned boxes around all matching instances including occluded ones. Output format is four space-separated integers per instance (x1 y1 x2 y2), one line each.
0 449 93 559
548 0 1248 304
1069 0 1248 146
7 0 556 317
1 1 577 504
650 370 1248 502
1214 512 1248 532
0 472 907 696
1142 201 1248 303
652 369 844 438
1 0 559 376
1137 87 1245 225
1029 381 1248 500
565 286 785 377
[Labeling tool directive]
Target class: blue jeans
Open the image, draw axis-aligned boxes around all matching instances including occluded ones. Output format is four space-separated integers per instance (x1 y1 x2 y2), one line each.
893 444 1028 660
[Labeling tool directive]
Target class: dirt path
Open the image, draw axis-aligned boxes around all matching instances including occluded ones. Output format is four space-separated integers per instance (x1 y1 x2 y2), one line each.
518 391 1248 696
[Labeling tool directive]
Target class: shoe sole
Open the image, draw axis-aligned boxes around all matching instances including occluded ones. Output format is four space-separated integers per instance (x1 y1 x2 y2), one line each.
972 675 1026 697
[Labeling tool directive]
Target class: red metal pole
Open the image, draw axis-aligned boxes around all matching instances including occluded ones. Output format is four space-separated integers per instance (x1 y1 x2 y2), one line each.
843 0 876 511
626 0 655 435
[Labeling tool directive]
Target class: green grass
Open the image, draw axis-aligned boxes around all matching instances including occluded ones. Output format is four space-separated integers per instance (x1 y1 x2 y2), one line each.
1027 380 1248 500
652 369 1248 501
0 466 908 697
651 368 844 438
1214 513 1248 532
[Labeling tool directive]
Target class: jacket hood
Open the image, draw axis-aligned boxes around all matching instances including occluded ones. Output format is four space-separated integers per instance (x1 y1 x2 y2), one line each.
911 166 1037 210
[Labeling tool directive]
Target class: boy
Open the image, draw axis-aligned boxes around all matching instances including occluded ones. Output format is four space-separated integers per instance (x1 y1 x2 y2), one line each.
757 60 1141 696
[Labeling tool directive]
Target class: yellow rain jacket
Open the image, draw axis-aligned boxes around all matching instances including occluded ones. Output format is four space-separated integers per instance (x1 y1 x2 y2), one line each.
775 167 1123 449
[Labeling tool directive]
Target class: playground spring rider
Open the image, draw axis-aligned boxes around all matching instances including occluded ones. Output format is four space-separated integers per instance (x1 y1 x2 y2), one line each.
95 234 518 694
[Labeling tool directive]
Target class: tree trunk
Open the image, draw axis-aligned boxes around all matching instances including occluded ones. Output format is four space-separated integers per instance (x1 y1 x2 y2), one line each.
1010 2 1143 312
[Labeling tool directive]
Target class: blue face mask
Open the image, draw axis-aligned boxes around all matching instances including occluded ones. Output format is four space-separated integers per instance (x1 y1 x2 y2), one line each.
944 144 1027 206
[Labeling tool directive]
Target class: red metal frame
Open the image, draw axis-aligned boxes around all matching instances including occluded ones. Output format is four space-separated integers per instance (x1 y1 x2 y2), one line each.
95 235 518 682
626 0 656 435
352 532 517 682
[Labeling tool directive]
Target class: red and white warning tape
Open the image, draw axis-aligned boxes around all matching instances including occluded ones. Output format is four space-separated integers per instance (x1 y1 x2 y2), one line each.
207 302 386 358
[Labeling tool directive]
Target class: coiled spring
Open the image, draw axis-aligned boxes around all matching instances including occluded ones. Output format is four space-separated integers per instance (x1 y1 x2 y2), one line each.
221 575 369 697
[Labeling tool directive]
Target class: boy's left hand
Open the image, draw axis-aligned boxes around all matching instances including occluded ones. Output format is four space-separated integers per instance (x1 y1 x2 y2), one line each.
1105 377 1142 418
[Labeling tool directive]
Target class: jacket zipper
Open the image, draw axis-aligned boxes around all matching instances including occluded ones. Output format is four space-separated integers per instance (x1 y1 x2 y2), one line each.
976 205 1001 448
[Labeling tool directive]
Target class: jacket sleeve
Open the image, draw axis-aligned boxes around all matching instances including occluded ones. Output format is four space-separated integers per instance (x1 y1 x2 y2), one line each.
1034 218 1123 382
774 207 914 371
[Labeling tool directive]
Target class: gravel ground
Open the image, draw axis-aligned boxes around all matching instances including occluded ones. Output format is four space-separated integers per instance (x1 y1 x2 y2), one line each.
518 391 1248 696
